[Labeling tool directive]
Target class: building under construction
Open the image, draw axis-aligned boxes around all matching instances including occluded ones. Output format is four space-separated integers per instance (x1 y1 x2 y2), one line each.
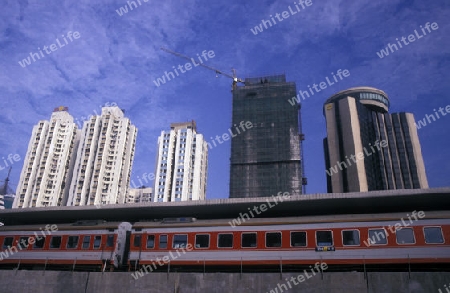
0 167 15 209
229 74 305 198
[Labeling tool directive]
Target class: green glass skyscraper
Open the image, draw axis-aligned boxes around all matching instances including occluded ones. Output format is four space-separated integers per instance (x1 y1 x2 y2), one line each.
229 74 303 198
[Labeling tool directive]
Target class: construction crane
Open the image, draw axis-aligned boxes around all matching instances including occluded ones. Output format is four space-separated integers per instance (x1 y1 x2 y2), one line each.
160 47 244 90
298 110 307 194
161 47 307 194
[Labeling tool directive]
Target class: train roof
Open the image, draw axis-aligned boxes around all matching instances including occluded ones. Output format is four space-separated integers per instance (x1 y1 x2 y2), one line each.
132 210 450 229
0 220 124 232
0 187 449 226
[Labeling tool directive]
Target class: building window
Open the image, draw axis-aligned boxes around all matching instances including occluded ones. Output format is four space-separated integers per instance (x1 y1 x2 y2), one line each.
290 231 307 247
241 233 257 248
423 227 444 244
195 234 210 248
342 230 360 246
218 234 233 248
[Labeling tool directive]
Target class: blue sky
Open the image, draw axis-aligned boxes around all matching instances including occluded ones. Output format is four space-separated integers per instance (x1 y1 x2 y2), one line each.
0 0 449 200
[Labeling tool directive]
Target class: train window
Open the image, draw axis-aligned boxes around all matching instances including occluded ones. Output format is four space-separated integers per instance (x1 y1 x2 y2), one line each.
19 237 30 248
195 234 210 248
342 230 360 246
159 235 167 249
396 228 415 244
424 227 444 244
34 237 45 249
82 236 91 249
133 235 141 247
50 236 62 249
147 235 155 249
173 234 188 248
218 234 233 248
368 229 387 245
316 231 333 246
266 232 282 248
106 235 114 247
242 233 257 248
93 236 102 249
290 232 307 247
2 237 13 249
67 236 79 249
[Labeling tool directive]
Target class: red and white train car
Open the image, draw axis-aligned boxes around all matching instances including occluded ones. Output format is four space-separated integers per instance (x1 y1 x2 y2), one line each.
0 211 449 271
0 220 131 271
129 211 450 270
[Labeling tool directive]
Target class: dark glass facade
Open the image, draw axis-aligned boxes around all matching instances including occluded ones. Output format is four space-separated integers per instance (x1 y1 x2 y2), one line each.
229 75 302 198
323 87 428 193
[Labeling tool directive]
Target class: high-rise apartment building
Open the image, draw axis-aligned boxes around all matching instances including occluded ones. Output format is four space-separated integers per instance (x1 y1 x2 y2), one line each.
323 87 428 193
127 187 153 203
229 74 303 198
13 107 80 208
67 106 137 206
154 121 208 202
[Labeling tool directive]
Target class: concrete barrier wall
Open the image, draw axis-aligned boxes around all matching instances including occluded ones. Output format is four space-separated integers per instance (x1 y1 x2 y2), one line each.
0 270 448 293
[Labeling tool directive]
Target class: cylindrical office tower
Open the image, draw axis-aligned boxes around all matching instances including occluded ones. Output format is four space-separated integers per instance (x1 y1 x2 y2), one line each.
323 87 428 193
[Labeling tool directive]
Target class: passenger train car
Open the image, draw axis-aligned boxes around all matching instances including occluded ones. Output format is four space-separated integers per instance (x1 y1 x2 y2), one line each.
0 211 449 272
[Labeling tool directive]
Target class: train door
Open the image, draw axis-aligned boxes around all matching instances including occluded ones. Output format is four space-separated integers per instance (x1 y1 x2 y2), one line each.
113 222 132 268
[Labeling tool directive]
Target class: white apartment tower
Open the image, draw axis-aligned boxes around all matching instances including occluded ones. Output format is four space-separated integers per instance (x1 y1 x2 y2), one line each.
127 187 153 203
67 106 137 206
13 107 80 208
154 121 208 202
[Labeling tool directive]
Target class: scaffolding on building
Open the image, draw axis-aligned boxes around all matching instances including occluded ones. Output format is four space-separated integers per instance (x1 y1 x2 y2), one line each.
229 74 305 198
159 48 307 197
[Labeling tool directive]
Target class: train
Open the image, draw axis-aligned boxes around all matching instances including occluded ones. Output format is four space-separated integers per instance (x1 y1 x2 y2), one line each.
0 210 449 272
